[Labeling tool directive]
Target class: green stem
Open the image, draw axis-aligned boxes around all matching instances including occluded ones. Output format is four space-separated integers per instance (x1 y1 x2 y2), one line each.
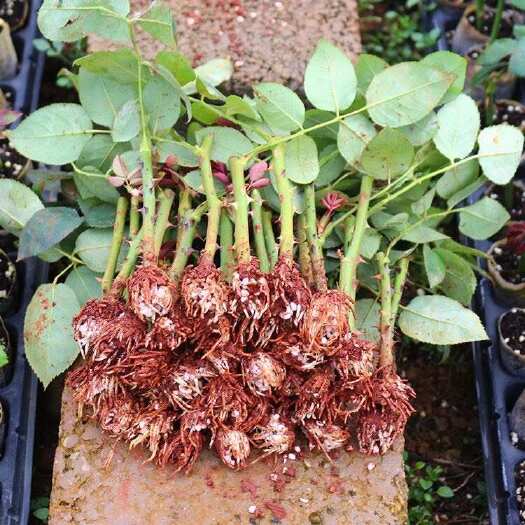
200 134 222 262
304 184 327 291
130 195 140 237
262 209 278 269
391 257 410 326
115 227 145 283
169 203 208 281
297 213 314 286
220 209 235 281
101 197 129 294
251 190 270 272
339 175 373 329
229 156 250 264
377 252 394 368
154 189 175 258
176 188 192 252
272 144 294 262
475 0 484 31
504 182 514 212
490 0 504 43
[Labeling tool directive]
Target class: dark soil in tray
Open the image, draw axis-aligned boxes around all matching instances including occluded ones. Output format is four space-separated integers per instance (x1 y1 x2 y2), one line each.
501 309 525 356
0 250 16 303
488 184 525 222
492 102 525 130
492 244 525 286
465 9 516 38
401 342 488 523
0 320 12 388
0 137 28 179
0 0 29 32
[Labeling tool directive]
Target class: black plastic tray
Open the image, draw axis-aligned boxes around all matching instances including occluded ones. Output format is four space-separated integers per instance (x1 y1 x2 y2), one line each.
0 0 46 523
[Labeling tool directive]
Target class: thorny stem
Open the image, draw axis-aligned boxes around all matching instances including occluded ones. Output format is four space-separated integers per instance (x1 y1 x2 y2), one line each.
176 188 192 252
377 252 394 368
131 24 156 261
304 184 327 291
129 195 141 237
154 189 175 258
169 203 208 281
339 175 373 329
262 208 278 269
101 197 128 294
200 134 222 262
115 227 145 283
391 258 410 326
296 213 314 287
219 209 235 281
229 156 251 264
251 190 270 272
272 144 294 263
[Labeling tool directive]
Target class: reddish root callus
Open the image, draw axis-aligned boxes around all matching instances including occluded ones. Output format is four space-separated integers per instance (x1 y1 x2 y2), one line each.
128 264 176 322
356 367 415 455
230 259 271 344
72 297 127 357
273 332 325 371
295 368 337 423
215 428 251 470
242 352 286 396
270 258 311 327
302 290 351 356
181 259 230 323
303 420 350 456
145 303 194 350
251 413 295 455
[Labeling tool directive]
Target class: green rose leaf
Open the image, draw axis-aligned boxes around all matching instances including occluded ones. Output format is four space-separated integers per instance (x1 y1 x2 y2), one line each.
195 58 233 87
478 124 524 185
111 100 140 142
78 68 136 127
76 50 138 84
65 266 103 305
398 295 488 345
421 51 467 104
458 196 510 240
155 51 195 86
304 39 357 112
224 95 260 121
73 168 120 203
358 128 414 180
434 94 480 160
434 248 476 305
195 127 253 164
137 0 176 47
355 298 381 344
254 82 305 133
446 176 487 209
366 62 453 128
284 135 319 185
84 202 117 228
77 135 130 173
510 37 525 76
436 159 479 199
9 104 92 165
24 283 81 388
144 75 181 132
38 0 131 44
75 228 129 272
0 180 44 235
402 224 448 244
399 112 438 147
315 145 346 188
337 114 377 166
18 207 83 260
423 245 446 288
355 54 388 96
157 141 199 167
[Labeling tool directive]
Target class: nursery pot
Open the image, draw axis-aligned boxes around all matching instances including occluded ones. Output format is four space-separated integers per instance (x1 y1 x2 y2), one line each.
486 179 525 221
0 0 29 32
452 4 522 56
0 19 17 80
0 249 16 315
0 316 12 387
499 308 525 376
488 239 525 308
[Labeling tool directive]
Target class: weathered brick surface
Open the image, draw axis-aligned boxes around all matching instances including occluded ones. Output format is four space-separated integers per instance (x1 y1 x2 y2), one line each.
49 388 407 525
89 0 361 91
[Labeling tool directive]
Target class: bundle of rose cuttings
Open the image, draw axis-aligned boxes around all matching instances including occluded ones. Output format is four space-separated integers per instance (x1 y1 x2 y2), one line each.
1 0 522 472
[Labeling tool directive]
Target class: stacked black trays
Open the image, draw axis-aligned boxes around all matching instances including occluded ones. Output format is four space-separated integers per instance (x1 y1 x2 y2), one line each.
425 3 525 523
0 1 46 524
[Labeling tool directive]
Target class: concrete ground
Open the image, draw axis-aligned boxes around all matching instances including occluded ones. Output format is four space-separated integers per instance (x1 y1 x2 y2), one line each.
48 389 407 525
